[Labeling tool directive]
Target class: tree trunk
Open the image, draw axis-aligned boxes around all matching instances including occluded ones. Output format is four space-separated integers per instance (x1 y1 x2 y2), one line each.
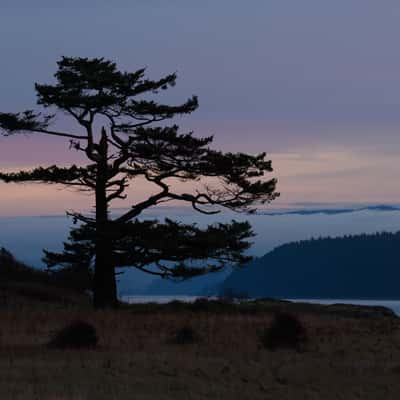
93 130 118 308
93 206 118 308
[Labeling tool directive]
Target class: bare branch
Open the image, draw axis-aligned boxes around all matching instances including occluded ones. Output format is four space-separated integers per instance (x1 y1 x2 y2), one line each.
34 128 88 140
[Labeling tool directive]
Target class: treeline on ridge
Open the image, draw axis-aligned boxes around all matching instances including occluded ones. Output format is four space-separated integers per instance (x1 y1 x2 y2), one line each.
0 247 91 293
221 231 400 299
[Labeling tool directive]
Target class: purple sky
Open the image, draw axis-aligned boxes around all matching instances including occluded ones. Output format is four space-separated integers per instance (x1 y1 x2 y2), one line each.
1 1 400 215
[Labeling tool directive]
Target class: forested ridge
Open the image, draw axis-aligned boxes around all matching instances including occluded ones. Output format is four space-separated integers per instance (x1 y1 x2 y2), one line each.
222 231 400 299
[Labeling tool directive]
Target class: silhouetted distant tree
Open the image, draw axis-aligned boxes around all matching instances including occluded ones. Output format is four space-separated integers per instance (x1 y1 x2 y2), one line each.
0 57 278 308
43 224 94 292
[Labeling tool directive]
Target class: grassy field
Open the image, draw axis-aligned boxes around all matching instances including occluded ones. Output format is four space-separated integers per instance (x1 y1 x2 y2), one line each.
0 284 400 400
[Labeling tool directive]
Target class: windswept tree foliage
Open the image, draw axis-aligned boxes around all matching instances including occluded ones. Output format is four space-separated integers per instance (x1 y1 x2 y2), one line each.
0 57 278 308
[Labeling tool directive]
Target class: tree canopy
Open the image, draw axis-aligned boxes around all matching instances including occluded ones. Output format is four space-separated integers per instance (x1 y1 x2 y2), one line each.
0 57 279 307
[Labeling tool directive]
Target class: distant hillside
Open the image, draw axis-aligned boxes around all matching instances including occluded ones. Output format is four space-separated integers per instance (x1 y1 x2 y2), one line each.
258 204 400 216
221 232 400 299
0 247 49 283
0 247 90 305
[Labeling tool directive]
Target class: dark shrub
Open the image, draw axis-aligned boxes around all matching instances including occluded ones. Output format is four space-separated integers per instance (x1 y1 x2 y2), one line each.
189 298 233 313
166 300 187 312
189 298 214 312
219 287 249 301
50 265 93 293
48 321 98 349
170 325 198 345
260 312 306 351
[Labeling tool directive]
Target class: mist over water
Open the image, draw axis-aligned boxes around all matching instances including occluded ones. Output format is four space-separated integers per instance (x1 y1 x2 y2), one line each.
1 207 400 292
0 215 71 267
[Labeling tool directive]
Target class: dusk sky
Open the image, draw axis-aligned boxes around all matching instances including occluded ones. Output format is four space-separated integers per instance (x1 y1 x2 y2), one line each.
2 1 400 216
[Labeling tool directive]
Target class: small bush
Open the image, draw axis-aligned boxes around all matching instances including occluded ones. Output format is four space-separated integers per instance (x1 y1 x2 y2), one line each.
189 298 233 313
170 325 198 345
48 321 98 349
166 300 187 312
219 287 249 301
189 298 215 312
260 312 307 351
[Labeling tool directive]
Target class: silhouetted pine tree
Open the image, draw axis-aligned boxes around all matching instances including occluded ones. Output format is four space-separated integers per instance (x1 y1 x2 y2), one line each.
43 223 94 292
0 57 278 308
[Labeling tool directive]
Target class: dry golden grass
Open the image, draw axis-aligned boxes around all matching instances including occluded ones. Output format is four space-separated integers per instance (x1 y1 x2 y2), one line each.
1 290 400 400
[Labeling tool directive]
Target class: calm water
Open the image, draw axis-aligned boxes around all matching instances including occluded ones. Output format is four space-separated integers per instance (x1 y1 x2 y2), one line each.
123 295 203 304
122 295 400 316
289 299 400 316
